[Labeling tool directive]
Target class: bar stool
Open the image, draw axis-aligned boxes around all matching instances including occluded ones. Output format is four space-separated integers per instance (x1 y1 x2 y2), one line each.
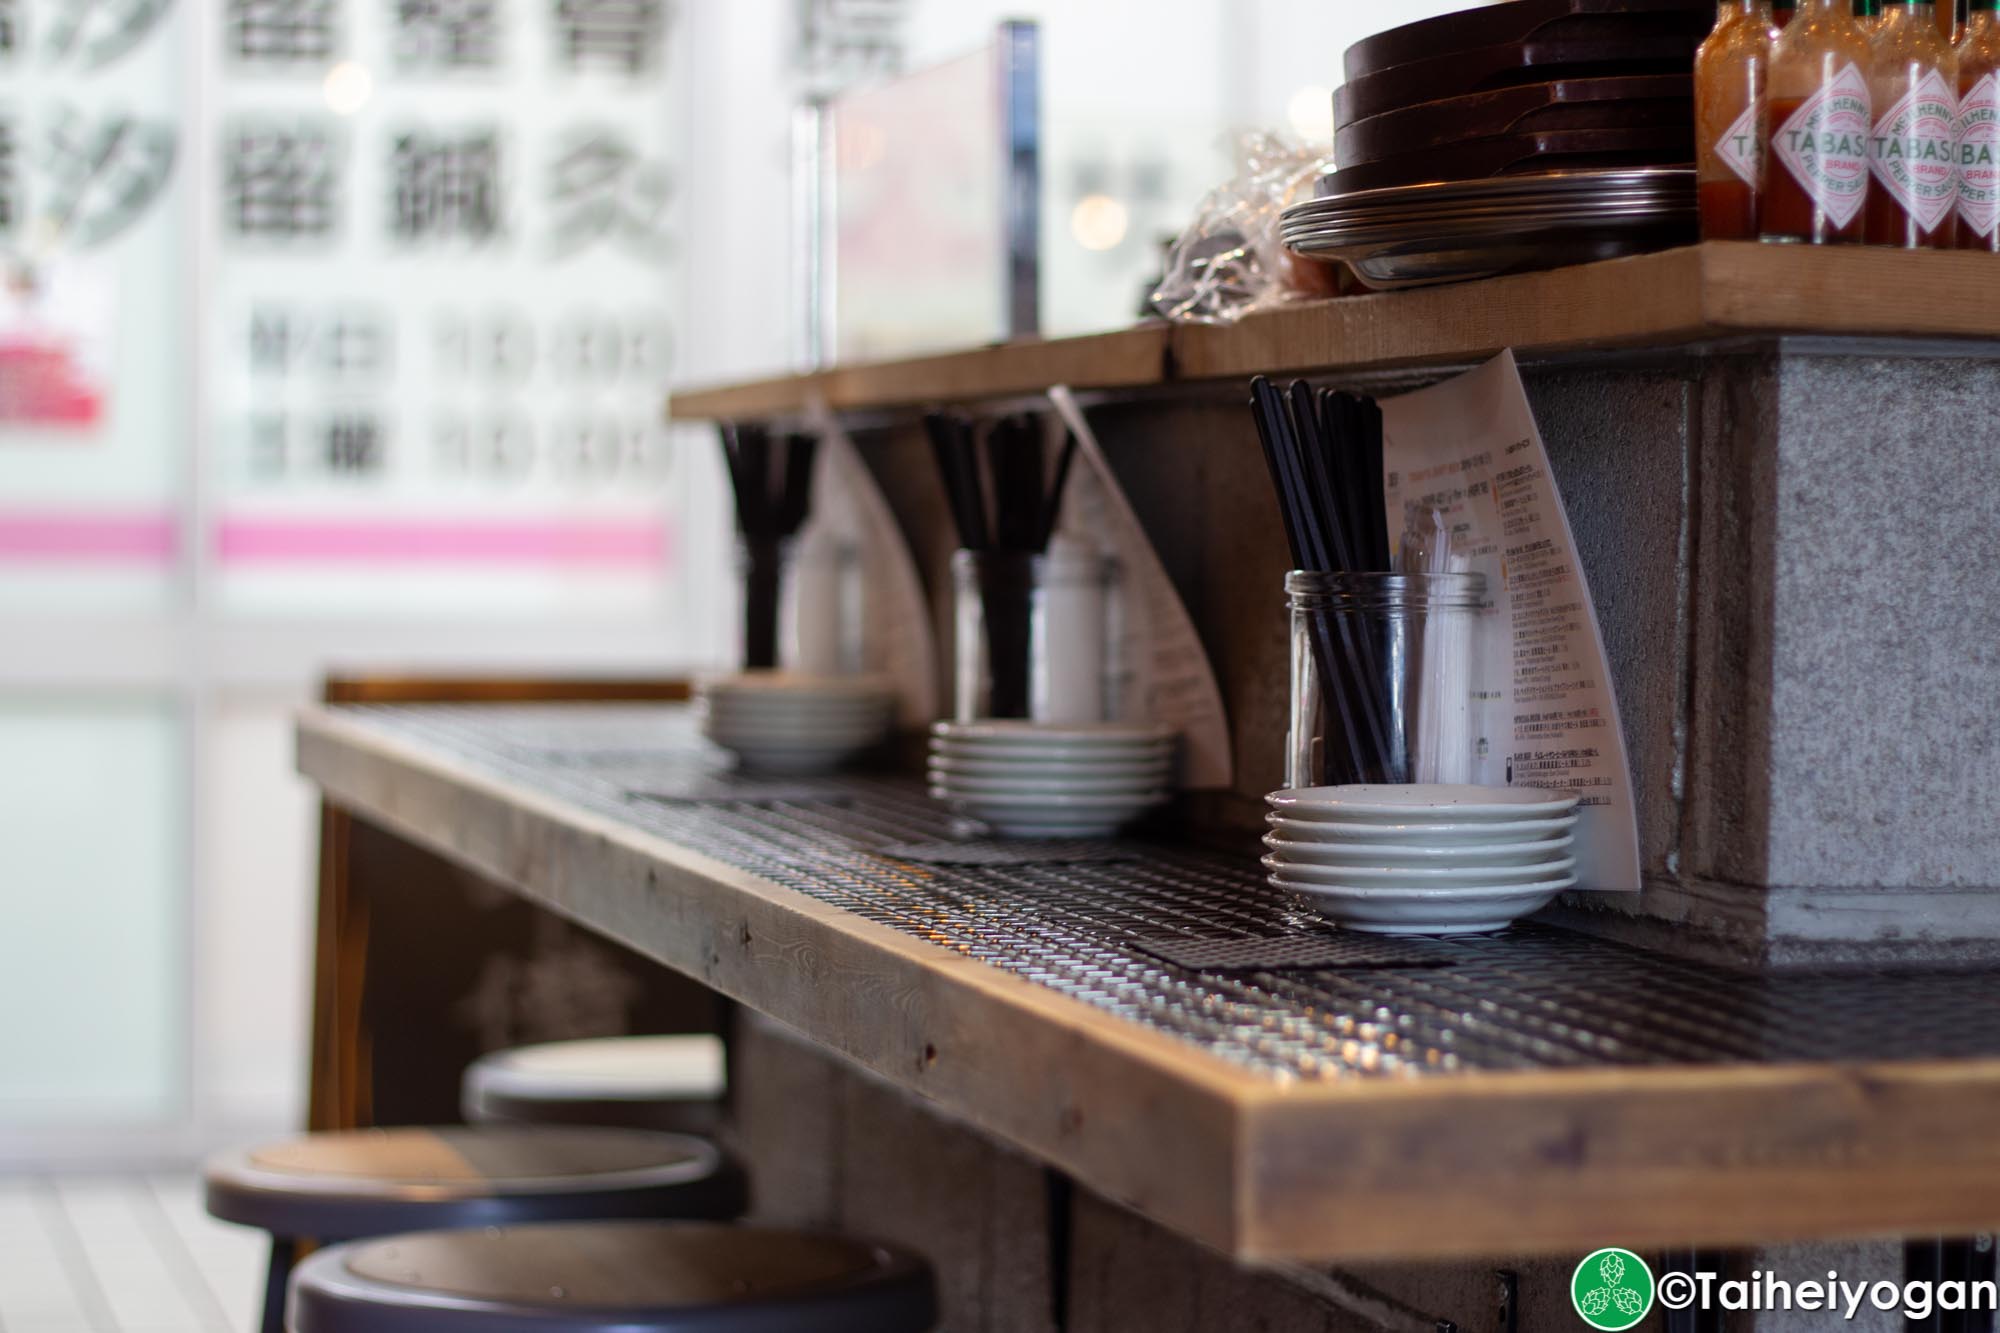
288 1220 938 1332
205 1126 747 1333
462 1034 726 1134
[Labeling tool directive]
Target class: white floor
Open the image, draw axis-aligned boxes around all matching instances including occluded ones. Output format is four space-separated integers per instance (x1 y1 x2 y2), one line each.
0 1177 265 1333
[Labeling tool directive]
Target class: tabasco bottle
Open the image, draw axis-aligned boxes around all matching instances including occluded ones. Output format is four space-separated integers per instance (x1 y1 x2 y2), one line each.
1699 2 1778 237
1763 0 1876 240
1866 0 1961 244
1958 0 2000 247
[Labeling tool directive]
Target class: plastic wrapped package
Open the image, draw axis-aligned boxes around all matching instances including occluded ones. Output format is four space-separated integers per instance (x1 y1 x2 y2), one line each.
1149 133 1338 324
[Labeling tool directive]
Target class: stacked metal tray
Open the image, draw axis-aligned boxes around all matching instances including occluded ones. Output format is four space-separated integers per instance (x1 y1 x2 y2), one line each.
1279 168 1695 291
1296 0 1704 292
1331 0 1702 191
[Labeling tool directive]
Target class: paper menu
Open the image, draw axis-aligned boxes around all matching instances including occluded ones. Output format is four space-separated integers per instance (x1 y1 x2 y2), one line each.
1048 386 1233 790
801 399 940 729
1378 351 1641 892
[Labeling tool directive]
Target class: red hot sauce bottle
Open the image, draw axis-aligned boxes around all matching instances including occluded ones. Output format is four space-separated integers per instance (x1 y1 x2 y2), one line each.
1866 0 1961 244
1699 1 1778 237
1763 0 1877 240
1958 0 2000 247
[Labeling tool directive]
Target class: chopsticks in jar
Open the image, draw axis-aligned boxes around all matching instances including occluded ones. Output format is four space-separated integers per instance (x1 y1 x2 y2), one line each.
1249 377 1397 780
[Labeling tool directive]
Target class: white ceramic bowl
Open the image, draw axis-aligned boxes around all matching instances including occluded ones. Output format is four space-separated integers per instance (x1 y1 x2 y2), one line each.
933 720 1176 745
1269 876 1576 935
931 787 1167 812
1262 833 1573 867
1267 783 1579 822
932 738 1175 765
930 769 1171 796
1264 812 1578 843
927 750 1174 778
1262 852 1576 888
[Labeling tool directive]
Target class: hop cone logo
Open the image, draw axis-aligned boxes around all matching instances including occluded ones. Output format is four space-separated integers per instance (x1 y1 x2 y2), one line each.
1570 1248 1654 1330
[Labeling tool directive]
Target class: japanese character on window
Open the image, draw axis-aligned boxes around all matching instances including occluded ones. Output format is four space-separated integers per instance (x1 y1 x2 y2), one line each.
40 107 177 248
250 305 391 377
433 308 535 380
44 0 172 69
323 411 385 473
552 0 665 76
545 127 670 261
228 0 337 63
794 0 906 81
433 411 533 479
393 0 499 70
319 313 391 376
389 127 502 241
224 121 341 240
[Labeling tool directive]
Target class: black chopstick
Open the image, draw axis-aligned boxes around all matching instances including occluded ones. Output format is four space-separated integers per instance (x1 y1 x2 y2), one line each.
1251 378 1372 784
1294 382 1358 576
925 412 987 551
775 433 818 538
1359 396 1390 570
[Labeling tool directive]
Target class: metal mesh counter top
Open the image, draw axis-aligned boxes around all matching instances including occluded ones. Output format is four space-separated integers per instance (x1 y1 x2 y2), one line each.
297 702 2000 1261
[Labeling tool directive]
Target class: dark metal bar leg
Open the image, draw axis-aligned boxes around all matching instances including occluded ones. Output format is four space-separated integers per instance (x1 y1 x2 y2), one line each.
1908 1236 1997 1333
261 1236 297 1333
1659 1249 1731 1333
1948 1234 1998 1333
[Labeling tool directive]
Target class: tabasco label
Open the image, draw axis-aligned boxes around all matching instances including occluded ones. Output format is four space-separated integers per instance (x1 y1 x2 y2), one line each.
1772 62 1872 227
1959 73 2000 237
1869 69 1958 231
1715 103 1761 186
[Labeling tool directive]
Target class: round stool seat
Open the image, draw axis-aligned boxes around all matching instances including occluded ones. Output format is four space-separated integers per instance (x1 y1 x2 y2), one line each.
205 1126 746 1241
463 1036 726 1134
290 1220 937 1332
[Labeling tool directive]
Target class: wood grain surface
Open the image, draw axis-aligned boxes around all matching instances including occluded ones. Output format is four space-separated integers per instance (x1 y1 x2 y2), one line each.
667 243 2000 422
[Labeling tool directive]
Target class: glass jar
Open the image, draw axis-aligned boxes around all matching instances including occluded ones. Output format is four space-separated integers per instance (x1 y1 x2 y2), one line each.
1285 569 1488 790
736 536 789 671
953 545 1115 721
778 528 863 675
738 532 863 674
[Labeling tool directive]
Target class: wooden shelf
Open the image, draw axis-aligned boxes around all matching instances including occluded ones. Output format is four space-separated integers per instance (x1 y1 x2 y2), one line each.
299 703 2000 1264
668 242 2000 421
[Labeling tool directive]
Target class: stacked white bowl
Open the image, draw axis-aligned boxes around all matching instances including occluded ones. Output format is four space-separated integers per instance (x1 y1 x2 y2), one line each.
1262 783 1581 935
928 720 1177 838
697 672 896 775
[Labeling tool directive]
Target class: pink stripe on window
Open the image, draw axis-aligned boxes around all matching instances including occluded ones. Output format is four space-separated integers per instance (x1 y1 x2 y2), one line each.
215 516 672 567
0 511 179 562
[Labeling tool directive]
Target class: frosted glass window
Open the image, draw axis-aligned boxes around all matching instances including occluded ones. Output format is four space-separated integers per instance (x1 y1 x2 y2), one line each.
0 701 182 1125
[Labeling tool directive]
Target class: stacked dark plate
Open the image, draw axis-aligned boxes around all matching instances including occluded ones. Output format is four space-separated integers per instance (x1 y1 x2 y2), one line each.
1287 0 1708 291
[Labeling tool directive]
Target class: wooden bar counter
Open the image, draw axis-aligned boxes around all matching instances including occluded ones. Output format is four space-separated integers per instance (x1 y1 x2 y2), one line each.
298 245 2000 1328
297 703 2000 1266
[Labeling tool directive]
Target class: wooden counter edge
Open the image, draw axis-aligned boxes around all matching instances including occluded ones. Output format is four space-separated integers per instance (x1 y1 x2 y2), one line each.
296 705 2000 1263
665 243 2000 425
666 324 1171 422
